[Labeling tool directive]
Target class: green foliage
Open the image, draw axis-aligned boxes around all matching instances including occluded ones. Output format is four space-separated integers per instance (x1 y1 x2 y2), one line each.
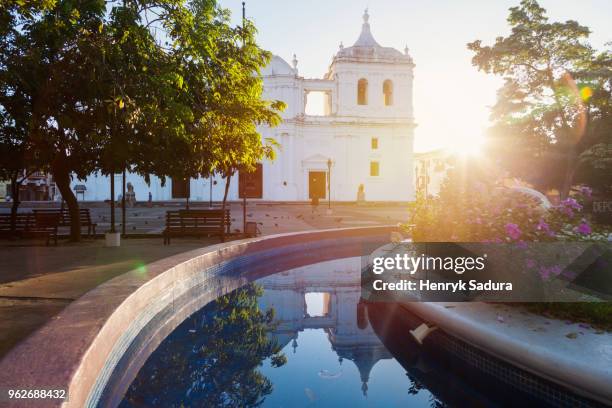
575 141 612 194
0 0 285 240
122 283 286 407
468 0 611 197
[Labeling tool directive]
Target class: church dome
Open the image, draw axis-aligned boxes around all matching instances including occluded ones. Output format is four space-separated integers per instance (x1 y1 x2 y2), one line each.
261 55 296 77
334 9 413 64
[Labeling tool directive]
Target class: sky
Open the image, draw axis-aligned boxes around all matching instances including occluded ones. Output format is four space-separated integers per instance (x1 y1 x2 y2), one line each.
219 0 611 152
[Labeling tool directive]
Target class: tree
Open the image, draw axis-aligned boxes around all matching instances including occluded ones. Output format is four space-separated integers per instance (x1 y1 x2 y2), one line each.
94 0 285 215
0 121 38 234
0 0 54 233
165 2 285 210
0 0 110 240
95 2 182 232
574 47 612 196
1 0 284 242
468 0 611 198
1 0 199 240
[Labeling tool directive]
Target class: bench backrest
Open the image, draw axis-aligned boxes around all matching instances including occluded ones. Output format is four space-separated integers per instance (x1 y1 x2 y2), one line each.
33 213 60 229
166 209 229 229
0 214 33 231
33 208 92 225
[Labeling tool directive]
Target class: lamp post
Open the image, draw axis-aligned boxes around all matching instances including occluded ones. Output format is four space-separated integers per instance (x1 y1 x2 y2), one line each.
209 176 213 208
327 158 332 212
242 1 247 234
121 168 126 236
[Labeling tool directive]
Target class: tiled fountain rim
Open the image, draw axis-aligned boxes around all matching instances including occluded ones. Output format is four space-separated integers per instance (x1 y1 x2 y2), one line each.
0 226 395 408
403 302 612 405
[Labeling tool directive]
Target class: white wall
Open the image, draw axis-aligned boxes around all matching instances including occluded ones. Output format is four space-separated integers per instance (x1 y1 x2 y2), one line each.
70 172 239 202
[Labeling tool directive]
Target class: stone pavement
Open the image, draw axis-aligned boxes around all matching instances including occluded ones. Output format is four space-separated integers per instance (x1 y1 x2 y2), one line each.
0 238 217 358
0 203 410 359
1 201 410 235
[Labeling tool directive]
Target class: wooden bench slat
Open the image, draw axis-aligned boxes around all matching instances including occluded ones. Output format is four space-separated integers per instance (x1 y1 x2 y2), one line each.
33 208 97 236
0 213 59 245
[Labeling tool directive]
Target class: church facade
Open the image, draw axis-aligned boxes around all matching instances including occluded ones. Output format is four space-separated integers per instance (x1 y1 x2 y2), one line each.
72 11 415 202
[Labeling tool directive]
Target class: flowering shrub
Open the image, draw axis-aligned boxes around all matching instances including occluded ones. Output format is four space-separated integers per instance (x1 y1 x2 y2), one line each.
407 164 607 244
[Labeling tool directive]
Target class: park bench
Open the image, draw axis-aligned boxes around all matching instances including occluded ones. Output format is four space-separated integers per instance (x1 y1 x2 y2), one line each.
0 213 59 245
33 208 97 237
163 209 230 245
31 213 60 246
0 213 33 239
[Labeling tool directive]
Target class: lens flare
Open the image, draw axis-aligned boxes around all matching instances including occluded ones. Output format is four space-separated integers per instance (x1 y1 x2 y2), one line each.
560 72 587 144
580 86 593 102
134 262 147 275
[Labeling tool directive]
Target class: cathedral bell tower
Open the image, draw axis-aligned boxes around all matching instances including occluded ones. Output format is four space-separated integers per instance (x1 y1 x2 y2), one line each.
326 9 415 120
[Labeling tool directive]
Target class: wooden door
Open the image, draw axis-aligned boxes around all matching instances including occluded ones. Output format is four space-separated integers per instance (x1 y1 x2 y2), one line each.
309 171 326 199
172 178 190 199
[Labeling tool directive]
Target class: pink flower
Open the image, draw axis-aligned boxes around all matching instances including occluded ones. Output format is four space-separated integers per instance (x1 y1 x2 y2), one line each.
505 223 521 240
564 198 582 210
579 186 592 198
536 219 556 237
576 221 591 235
539 266 551 280
539 265 563 280
536 219 550 233
526 259 536 268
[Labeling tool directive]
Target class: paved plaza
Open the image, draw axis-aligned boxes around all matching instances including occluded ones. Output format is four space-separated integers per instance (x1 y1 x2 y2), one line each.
0 202 410 359
2 201 410 236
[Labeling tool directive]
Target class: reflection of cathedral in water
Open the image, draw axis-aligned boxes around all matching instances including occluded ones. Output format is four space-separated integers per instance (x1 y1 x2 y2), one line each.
258 257 391 396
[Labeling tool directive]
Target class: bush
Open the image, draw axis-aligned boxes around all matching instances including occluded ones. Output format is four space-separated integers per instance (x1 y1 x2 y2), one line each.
406 160 607 243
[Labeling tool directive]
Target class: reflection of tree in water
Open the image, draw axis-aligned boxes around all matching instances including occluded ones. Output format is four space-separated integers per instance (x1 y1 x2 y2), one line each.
406 373 446 408
121 284 286 408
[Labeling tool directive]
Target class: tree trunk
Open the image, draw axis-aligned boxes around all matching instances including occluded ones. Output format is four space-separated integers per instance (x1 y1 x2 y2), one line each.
53 162 81 241
221 173 232 212
110 172 116 233
560 147 578 200
9 174 20 235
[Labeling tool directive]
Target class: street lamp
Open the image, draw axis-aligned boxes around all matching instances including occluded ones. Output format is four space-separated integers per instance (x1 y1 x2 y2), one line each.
209 176 213 208
327 158 332 211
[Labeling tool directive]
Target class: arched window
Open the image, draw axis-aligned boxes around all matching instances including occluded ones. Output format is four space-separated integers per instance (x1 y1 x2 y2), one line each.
383 80 393 106
357 78 368 105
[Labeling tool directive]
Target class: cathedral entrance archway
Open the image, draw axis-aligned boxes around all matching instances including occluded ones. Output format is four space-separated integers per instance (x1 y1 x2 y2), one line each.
308 171 326 199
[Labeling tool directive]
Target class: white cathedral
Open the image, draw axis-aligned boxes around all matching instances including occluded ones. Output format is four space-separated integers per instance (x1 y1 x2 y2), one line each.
73 10 416 203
